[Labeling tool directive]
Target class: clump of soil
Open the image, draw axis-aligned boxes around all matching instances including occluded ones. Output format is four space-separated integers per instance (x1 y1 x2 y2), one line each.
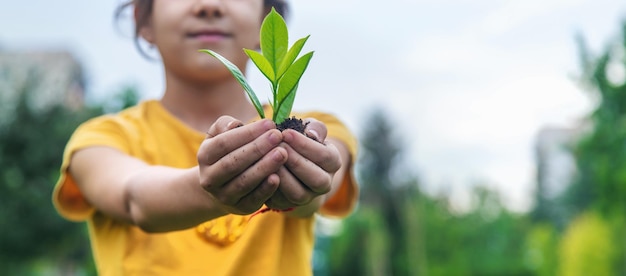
276 116 309 133
276 116 322 143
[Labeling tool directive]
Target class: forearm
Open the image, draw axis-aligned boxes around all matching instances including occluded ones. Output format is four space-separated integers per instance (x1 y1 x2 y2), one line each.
125 166 228 232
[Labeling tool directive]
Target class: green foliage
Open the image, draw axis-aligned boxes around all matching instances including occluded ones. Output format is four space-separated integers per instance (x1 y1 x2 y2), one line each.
201 8 314 124
358 108 403 194
524 224 558 276
199 49 266 118
351 109 413 275
323 108 532 276
0 74 93 274
526 19 626 276
327 209 391 276
0 69 139 274
417 186 531 276
323 20 626 275
566 21 626 218
555 20 626 275
558 211 616 276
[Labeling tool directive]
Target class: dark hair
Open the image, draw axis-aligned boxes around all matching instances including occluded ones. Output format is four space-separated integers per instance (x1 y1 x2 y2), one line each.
115 0 289 59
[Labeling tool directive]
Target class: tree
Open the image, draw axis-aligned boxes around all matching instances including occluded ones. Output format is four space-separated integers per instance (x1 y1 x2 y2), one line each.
558 211 616 276
417 185 531 276
327 107 424 276
567 21 626 217
325 107 534 275
562 19 626 274
0 68 140 274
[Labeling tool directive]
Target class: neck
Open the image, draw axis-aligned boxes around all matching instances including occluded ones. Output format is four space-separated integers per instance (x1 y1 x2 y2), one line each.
160 75 259 133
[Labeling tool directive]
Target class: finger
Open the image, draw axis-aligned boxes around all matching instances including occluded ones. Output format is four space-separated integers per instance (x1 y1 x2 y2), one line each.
302 118 327 143
208 147 287 207
265 189 294 210
201 130 284 192
205 116 243 139
275 165 322 206
199 119 277 166
233 174 281 214
280 144 333 195
282 129 342 173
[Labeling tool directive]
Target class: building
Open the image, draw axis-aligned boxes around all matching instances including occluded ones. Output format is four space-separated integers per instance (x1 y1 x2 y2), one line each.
535 126 579 199
533 122 589 226
0 50 86 123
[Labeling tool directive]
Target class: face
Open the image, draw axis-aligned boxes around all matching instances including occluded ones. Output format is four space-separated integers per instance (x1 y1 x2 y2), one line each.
139 0 265 82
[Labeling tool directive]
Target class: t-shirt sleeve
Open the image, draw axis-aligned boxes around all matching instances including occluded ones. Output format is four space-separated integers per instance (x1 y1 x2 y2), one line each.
52 116 131 222
299 111 359 218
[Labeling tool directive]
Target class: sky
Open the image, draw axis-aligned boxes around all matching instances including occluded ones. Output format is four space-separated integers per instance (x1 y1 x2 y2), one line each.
2 0 625 212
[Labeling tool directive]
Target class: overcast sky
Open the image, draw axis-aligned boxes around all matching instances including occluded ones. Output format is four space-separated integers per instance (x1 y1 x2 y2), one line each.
2 0 625 212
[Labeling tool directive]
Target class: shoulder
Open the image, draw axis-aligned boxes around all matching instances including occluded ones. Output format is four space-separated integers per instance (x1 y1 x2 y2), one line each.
76 100 157 133
69 100 158 152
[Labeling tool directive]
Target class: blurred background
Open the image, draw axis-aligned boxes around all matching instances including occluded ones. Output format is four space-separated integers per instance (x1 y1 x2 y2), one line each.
1 0 626 275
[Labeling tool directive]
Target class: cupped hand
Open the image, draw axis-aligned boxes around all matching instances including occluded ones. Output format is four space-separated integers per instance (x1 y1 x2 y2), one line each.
265 118 342 211
197 116 288 215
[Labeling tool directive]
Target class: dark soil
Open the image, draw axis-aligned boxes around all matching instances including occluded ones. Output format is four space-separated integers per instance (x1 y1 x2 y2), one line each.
276 116 308 133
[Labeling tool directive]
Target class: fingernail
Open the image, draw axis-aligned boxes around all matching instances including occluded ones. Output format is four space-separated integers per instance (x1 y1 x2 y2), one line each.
268 131 281 144
272 149 286 162
282 130 293 142
227 121 243 130
306 129 320 141
264 119 277 130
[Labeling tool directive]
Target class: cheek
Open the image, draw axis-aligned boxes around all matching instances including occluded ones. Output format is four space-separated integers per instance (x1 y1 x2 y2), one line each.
237 21 262 48
149 2 187 40
229 3 263 46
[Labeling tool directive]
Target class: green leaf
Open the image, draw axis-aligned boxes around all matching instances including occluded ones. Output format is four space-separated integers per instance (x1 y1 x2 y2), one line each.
199 49 265 119
260 8 288 77
198 8 314 124
274 83 298 124
275 51 314 104
273 51 314 122
244 48 275 83
277 35 310 79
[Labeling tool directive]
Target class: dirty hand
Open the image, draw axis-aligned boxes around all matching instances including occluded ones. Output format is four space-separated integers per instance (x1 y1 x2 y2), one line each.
197 116 287 215
265 118 342 211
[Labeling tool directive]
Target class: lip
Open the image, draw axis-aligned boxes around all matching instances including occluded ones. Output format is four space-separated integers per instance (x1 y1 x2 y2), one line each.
187 29 231 43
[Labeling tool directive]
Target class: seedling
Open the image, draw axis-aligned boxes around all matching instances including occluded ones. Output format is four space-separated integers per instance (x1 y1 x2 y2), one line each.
199 8 314 126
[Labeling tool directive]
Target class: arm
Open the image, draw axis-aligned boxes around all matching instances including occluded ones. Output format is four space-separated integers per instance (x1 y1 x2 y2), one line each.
69 118 287 232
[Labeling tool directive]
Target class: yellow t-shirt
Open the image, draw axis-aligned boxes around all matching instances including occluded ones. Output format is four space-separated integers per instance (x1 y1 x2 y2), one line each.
52 100 358 276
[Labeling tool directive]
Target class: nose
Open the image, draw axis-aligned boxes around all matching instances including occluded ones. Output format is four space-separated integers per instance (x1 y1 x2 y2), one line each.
193 0 224 18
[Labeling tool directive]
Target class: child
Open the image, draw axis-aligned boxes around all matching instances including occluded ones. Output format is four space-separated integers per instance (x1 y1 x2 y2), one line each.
52 0 358 275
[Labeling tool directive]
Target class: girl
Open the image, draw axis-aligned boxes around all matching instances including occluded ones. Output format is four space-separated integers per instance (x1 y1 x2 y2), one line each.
53 0 358 275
